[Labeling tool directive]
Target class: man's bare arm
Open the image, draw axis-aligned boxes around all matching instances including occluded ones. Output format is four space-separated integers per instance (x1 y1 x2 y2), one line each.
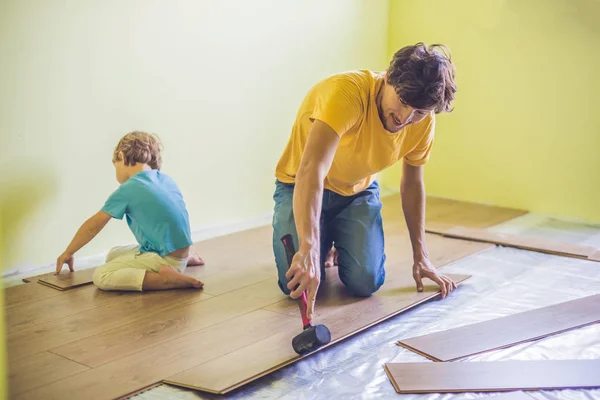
401 160 455 298
285 119 340 319
401 161 428 260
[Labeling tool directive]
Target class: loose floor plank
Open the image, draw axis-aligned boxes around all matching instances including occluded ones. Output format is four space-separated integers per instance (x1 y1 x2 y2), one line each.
427 226 599 262
6 285 126 334
8 351 89 397
50 278 286 367
36 268 97 290
14 310 297 400
383 360 600 393
7 289 211 361
397 293 600 362
165 273 470 394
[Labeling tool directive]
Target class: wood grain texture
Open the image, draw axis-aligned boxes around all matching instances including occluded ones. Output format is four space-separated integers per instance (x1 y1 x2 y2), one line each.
383 360 600 393
6 195 527 399
382 195 528 232
186 226 276 296
3 281 62 309
427 225 599 261
15 310 297 400
7 289 211 361
36 268 97 290
51 278 286 367
8 352 89 397
165 275 470 394
6 285 125 334
397 294 600 362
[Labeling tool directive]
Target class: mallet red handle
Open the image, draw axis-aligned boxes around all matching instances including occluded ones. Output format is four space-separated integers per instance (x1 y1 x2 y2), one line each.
280 234 312 328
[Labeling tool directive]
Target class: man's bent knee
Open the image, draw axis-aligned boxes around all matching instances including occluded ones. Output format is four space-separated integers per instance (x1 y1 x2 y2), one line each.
340 258 386 297
344 274 384 297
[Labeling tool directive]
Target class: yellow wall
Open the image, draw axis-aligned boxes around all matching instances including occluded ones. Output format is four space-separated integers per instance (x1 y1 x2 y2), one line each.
382 0 600 223
0 214 6 399
0 0 389 271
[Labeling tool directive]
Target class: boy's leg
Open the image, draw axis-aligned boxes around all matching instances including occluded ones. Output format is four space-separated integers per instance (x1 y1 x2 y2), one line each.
271 181 331 295
92 252 202 291
330 181 386 297
105 244 140 263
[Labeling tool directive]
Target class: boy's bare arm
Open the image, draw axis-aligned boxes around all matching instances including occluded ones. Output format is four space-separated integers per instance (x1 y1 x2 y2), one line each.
56 210 112 273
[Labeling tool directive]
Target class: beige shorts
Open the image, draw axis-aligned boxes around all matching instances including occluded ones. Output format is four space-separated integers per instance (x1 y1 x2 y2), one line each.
92 244 188 291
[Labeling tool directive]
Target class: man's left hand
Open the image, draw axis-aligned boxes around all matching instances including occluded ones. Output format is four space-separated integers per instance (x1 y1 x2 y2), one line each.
412 257 457 299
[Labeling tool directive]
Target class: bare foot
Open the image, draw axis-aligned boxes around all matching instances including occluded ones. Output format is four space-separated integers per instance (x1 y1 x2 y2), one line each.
187 251 205 266
142 266 204 290
324 247 338 268
160 266 203 288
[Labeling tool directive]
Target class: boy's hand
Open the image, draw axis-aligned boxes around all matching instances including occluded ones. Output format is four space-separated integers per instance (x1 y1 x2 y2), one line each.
56 252 75 274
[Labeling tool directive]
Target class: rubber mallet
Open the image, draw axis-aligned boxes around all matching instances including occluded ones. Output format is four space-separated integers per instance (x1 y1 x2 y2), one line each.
280 234 332 355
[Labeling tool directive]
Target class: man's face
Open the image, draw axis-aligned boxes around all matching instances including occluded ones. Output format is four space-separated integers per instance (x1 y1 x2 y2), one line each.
377 81 431 133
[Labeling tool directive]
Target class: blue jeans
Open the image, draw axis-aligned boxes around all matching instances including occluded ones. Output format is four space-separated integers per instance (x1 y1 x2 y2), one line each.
271 180 386 297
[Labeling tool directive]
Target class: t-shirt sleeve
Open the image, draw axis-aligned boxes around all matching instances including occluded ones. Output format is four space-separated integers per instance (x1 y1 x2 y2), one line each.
310 77 364 137
101 184 130 220
404 115 436 167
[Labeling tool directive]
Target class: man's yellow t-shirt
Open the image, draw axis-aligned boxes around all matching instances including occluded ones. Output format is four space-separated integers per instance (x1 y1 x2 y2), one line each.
275 70 435 196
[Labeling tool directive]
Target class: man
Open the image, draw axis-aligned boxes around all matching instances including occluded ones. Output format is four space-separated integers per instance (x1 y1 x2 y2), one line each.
272 42 458 320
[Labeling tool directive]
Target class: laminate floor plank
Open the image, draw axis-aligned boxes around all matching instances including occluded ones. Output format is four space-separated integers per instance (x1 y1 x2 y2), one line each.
6 195 527 398
15 310 296 400
50 278 286 367
397 293 600 361
4 282 62 309
382 195 528 232
7 289 211 361
384 360 600 393
6 284 126 334
166 274 470 394
8 351 89 397
427 226 599 261
36 268 97 290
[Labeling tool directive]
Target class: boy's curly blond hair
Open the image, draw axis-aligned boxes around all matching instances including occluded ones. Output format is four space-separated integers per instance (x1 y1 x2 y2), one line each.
112 131 163 170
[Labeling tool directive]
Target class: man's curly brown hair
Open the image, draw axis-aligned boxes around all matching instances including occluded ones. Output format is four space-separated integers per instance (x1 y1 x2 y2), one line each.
112 131 163 170
387 42 457 113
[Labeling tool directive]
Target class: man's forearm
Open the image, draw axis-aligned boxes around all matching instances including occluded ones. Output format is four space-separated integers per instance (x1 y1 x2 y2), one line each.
293 170 323 253
401 176 428 261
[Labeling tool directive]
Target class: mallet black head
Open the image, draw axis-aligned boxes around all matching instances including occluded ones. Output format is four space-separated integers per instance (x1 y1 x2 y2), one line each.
292 324 331 355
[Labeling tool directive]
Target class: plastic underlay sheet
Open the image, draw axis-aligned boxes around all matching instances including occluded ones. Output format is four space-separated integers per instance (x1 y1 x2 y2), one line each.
135 215 600 400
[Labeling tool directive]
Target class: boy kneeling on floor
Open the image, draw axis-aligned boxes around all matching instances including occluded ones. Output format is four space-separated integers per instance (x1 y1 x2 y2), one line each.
56 131 204 291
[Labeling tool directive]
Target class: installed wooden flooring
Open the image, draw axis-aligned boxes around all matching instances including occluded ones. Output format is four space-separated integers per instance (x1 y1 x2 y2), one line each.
5 195 525 399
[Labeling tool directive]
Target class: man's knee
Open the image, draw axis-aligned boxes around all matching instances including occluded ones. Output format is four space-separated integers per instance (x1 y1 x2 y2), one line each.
344 273 384 297
339 256 386 297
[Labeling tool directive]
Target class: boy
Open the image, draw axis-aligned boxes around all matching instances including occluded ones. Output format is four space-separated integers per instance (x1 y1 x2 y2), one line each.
56 131 204 291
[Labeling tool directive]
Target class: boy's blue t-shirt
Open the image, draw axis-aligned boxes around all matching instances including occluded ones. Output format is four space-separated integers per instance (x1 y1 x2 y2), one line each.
101 170 193 257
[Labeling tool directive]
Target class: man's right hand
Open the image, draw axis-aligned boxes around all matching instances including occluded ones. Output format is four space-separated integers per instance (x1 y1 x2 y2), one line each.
285 248 321 321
